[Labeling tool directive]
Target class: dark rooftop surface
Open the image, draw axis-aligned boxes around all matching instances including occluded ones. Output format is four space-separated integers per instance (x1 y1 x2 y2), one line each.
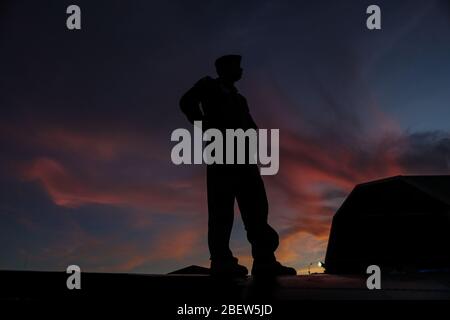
3 270 450 318
2 270 450 302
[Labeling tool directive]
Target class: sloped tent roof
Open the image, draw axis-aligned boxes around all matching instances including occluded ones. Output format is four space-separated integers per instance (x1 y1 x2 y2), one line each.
168 265 210 275
325 176 450 274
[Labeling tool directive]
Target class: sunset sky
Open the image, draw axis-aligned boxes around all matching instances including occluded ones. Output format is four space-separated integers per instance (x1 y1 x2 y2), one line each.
1 0 450 274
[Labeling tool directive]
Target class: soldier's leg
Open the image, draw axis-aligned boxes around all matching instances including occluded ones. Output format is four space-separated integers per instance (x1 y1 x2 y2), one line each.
207 165 235 262
235 165 279 263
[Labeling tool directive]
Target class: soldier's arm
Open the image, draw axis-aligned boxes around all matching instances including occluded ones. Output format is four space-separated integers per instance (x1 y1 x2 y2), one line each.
179 78 209 124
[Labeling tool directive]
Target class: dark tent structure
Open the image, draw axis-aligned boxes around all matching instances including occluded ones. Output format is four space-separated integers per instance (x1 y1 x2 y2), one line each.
168 265 210 275
325 175 450 274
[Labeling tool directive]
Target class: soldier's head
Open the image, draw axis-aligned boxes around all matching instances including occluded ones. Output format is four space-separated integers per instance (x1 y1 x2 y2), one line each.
215 54 243 83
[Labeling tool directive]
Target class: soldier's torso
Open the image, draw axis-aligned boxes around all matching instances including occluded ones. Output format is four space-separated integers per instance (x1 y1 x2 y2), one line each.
197 77 251 131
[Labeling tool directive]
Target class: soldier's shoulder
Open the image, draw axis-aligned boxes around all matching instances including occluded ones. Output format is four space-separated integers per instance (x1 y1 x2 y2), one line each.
194 76 216 89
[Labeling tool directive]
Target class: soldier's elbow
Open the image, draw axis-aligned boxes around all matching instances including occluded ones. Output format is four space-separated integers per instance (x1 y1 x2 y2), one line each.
179 96 190 114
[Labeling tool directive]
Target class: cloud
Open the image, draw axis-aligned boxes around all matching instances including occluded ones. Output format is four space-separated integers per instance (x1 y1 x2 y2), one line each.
0 122 204 215
398 131 450 173
19 156 204 214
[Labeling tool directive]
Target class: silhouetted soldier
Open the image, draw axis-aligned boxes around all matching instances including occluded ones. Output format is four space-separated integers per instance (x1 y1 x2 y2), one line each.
180 55 296 276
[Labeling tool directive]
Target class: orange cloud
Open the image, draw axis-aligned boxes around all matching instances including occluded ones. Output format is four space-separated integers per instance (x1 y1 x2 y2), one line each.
20 156 204 214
